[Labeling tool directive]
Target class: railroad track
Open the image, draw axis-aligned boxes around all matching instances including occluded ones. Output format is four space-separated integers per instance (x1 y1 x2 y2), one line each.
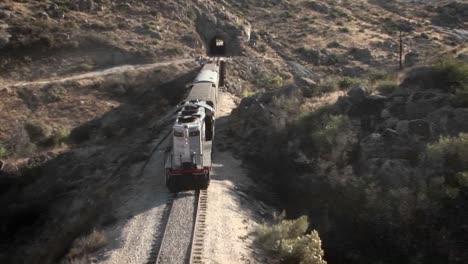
154 189 208 264
189 189 208 264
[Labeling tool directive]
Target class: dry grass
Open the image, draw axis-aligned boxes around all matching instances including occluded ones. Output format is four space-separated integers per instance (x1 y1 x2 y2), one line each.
65 229 107 260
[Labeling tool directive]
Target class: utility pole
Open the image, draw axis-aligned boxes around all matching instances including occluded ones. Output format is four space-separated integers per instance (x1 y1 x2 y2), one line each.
399 30 403 70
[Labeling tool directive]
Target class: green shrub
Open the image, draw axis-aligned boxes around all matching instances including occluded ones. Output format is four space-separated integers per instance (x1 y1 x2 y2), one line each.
48 127 70 147
256 214 326 264
311 114 351 152
376 80 398 94
24 120 51 144
338 77 362 90
258 74 284 89
0 143 7 159
8 127 37 157
42 83 67 103
317 79 338 94
428 133 468 172
367 70 395 84
432 58 468 93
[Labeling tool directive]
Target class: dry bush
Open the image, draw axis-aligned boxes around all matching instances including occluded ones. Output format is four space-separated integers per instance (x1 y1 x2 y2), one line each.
66 229 107 259
376 80 398 95
256 214 326 264
23 120 51 144
0 143 7 159
6 126 37 157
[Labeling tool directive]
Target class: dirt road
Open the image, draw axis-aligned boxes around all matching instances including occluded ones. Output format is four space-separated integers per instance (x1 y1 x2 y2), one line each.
7 58 193 88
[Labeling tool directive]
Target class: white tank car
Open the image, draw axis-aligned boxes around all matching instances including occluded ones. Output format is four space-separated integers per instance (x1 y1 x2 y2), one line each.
165 62 221 192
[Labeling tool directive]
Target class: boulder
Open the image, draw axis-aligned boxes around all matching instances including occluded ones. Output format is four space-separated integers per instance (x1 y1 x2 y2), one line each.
404 51 419 67
347 83 368 103
360 133 386 159
405 91 450 119
342 66 365 77
305 1 329 13
396 120 409 135
0 31 10 49
400 66 435 90
408 119 432 139
349 47 372 63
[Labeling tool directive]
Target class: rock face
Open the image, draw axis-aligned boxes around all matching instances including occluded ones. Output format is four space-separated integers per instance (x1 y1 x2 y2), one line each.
194 7 243 56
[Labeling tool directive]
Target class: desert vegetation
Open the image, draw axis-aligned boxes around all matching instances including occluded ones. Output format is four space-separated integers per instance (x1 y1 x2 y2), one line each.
230 58 468 263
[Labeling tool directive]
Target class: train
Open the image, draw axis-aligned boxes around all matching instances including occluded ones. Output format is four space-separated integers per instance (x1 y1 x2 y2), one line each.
165 60 224 192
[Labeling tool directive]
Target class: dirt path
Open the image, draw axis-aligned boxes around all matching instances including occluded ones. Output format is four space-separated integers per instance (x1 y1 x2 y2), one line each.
7 58 193 88
203 92 264 264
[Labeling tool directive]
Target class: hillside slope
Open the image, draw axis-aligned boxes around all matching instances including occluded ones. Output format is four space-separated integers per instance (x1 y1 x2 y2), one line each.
0 0 467 263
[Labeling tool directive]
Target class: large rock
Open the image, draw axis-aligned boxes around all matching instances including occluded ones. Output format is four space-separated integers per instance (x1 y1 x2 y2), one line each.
342 66 365 77
305 1 329 13
404 51 419 67
400 66 435 90
0 30 10 49
349 47 373 63
408 119 432 139
405 91 450 119
347 83 368 103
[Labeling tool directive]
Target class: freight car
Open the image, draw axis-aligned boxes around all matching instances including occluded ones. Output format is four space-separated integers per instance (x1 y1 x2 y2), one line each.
165 61 221 192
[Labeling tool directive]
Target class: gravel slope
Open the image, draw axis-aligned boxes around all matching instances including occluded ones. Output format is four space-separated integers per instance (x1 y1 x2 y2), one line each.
91 131 171 264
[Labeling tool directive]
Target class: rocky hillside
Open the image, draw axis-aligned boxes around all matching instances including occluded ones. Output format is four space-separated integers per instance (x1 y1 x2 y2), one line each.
0 0 467 263
228 56 468 263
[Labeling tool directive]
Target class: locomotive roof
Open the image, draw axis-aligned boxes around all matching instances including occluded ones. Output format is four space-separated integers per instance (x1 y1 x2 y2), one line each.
186 82 217 103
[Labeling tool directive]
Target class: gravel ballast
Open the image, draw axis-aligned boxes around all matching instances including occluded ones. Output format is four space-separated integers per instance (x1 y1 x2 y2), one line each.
157 191 196 264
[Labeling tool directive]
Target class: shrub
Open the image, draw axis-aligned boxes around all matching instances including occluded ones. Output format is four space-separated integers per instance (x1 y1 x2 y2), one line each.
368 70 395 84
432 58 468 93
428 133 468 172
338 77 362 90
67 229 107 259
376 80 398 94
48 127 70 147
258 74 284 89
241 87 257 97
24 120 51 144
8 126 36 157
317 79 338 94
42 83 67 103
0 143 7 159
311 114 351 154
256 214 326 264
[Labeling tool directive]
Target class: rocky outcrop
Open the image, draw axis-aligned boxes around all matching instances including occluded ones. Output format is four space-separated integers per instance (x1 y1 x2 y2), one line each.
348 47 373 63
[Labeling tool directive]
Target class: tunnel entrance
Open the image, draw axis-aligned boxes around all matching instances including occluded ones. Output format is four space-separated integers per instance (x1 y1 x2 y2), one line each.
208 37 226 56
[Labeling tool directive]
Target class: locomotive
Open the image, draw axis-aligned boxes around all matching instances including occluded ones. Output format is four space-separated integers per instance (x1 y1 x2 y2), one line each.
165 61 222 192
